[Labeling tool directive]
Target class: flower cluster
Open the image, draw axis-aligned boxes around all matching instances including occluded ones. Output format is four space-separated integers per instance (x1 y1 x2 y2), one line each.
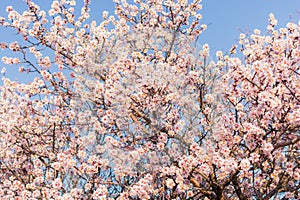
0 0 299 199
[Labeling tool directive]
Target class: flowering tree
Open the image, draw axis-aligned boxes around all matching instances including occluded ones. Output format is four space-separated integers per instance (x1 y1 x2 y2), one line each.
0 0 299 199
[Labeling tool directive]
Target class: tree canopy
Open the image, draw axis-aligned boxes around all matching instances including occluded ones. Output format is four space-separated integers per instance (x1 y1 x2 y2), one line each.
0 0 299 199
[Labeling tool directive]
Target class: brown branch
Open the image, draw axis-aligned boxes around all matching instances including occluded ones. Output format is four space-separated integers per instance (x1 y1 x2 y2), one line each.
131 106 151 125
274 135 300 149
232 176 247 200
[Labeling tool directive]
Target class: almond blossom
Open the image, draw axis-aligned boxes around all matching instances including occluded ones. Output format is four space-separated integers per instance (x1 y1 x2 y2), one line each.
0 0 298 199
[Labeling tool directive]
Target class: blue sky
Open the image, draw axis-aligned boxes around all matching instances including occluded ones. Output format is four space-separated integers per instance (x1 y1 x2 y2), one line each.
200 0 300 52
0 0 299 81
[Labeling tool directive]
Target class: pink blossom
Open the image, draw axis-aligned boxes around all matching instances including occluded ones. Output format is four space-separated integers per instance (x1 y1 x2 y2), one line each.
52 178 62 189
0 0 298 199
166 178 175 189
240 158 251 171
